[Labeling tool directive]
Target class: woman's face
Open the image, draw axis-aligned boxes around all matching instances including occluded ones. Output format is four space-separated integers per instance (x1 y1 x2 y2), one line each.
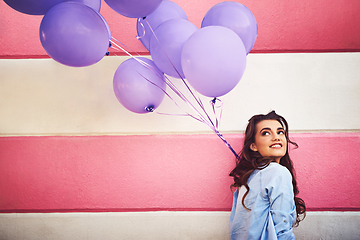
250 120 287 163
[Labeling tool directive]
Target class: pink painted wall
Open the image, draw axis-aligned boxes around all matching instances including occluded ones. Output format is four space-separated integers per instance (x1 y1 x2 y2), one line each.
1 133 359 213
1 0 360 58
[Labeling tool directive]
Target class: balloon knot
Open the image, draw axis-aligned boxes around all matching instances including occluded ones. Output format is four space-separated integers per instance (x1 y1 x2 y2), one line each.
143 16 146 20
106 52 110 56
145 105 154 112
211 97 217 104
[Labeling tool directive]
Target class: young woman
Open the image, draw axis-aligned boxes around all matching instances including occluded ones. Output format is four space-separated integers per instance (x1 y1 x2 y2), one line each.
229 111 306 239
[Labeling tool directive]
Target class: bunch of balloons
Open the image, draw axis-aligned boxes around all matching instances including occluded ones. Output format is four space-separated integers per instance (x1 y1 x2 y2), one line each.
5 0 257 156
5 0 258 116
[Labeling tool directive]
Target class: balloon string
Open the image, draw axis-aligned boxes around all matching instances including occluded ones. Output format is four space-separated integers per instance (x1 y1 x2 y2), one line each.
215 131 239 159
110 36 215 128
110 28 208 126
125 56 209 124
111 32 238 158
210 98 224 131
134 68 206 123
162 76 212 124
109 40 200 119
143 18 218 130
131 57 204 121
136 18 146 40
140 19 236 156
110 37 142 57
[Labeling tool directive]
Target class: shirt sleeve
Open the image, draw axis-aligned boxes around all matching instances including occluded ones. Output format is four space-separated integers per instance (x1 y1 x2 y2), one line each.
262 165 296 240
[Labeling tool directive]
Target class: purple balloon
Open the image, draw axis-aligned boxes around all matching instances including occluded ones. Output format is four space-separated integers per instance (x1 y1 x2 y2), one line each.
181 26 247 97
150 19 198 79
39 2 110 67
113 57 166 114
65 0 101 12
137 0 188 50
105 0 162 18
4 0 64 15
201 2 257 55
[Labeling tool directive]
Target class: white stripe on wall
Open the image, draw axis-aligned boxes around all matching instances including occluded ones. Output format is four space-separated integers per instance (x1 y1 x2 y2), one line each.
0 211 359 240
0 53 359 136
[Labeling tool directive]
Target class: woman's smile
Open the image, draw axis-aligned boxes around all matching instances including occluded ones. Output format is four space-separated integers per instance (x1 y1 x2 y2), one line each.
270 143 283 148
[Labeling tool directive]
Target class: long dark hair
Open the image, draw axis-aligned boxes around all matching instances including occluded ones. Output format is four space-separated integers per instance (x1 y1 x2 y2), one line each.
229 110 306 226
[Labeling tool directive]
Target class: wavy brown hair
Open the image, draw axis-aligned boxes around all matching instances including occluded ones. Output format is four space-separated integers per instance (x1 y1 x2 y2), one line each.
229 110 306 227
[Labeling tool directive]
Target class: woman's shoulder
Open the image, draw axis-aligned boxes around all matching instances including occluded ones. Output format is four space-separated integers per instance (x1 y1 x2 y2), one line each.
265 162 289 171
248 163 292 186
261 162 292 179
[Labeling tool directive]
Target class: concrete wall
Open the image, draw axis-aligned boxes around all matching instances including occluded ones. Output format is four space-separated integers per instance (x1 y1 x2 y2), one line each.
1 0 360 239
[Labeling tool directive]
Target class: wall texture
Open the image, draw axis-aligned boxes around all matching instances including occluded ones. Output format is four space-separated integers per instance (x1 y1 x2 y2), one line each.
0 0 360 239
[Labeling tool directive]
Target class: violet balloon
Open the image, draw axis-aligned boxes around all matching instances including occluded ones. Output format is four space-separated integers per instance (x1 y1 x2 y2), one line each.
137 0 188 50
113 57 166 114
4 0 64 15
65 0 101 12
201 2 258 55
150 19 198 79
39 2 110 67
181 26 247 97
105 0 162 18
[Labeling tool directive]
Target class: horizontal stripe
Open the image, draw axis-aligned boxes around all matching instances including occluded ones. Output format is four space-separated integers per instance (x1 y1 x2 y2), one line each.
0 133 359 212
0 53 359 136
0 211 359 240
1 0 359 58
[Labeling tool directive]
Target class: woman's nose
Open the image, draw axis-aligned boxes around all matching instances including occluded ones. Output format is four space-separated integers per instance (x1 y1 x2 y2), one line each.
272 134 280 141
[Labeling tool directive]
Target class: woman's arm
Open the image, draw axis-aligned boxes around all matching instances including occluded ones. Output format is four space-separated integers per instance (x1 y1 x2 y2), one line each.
263 164 296 239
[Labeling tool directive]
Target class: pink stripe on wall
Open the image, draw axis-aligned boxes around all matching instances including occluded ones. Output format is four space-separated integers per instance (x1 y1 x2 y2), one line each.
0 133 359 213
1 0 360 58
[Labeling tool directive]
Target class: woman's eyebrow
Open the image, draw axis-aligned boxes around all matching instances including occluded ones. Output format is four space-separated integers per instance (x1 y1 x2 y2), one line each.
260 127 271 133
260 127 284 133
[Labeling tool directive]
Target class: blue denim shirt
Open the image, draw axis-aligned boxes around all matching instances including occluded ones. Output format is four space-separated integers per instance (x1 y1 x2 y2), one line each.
229 162 296 240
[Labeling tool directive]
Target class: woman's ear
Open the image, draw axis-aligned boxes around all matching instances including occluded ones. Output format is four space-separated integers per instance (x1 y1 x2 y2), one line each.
250 143 257 152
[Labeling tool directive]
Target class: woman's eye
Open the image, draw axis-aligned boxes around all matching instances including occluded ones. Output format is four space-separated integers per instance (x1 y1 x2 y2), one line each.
278 131 285 135
261 131 270 136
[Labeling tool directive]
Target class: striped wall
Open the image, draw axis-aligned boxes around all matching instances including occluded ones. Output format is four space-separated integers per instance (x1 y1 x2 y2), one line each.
1 0 360 239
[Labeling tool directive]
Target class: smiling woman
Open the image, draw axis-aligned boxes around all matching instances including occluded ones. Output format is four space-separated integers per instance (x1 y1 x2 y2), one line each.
229 111 306 240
